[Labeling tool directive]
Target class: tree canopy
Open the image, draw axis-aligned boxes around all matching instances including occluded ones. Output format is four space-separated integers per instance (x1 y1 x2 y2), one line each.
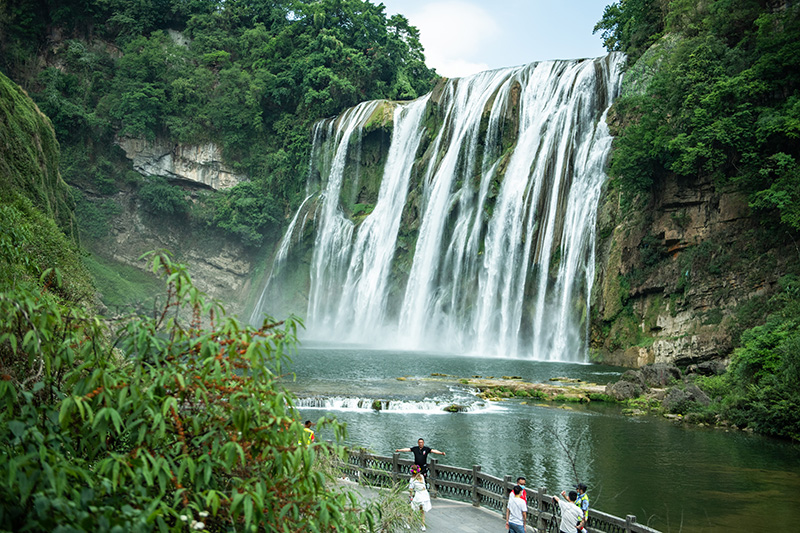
597 0 800 231
0 0 438 245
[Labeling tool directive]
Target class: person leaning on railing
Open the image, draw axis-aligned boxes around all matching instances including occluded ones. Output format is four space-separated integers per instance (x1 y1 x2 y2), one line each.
554 490 585 533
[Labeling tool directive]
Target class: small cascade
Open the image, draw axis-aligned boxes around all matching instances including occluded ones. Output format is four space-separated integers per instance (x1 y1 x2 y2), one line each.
293 395 502 414
252 53 624 361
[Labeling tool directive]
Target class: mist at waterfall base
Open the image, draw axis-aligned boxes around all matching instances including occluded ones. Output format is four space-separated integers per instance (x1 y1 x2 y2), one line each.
286 346 799 533
251 54 623 362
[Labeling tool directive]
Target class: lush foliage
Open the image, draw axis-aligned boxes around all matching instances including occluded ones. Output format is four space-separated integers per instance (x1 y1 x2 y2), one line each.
0 68 94 303
0 68 77 235
207 182 283 247
0 0 438 247
0 252 376 531
594 0 666 62
598 0 800 232
139 177 191 216
692 275 800 441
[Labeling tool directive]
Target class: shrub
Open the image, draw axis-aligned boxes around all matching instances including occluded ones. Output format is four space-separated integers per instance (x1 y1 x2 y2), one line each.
528 390 549 401
0 252 375 531
587 393 616 403
138 178 190 216
208 181 282 247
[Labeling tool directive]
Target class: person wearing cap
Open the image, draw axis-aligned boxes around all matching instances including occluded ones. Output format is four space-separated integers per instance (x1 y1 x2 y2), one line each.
574 482 589 526
302 420 315 444
408 464 431 530
505 484 527 533
554 490 585 533
395 438 445 477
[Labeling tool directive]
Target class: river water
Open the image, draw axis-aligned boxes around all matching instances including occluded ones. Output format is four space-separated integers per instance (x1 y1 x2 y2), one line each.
284 345 800 532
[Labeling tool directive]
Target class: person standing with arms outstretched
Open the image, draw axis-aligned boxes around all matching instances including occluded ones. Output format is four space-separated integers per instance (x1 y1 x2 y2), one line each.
395 438 445 476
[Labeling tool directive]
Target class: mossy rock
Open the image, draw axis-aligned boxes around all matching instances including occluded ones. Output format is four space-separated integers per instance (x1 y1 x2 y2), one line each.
363 100 396 133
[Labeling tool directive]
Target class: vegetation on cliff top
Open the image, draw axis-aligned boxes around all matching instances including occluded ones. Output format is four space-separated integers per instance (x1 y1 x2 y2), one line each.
596 0 800 230
0 0 438 248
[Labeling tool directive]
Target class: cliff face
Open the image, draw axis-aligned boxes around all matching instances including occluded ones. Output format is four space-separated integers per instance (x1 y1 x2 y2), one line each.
89 187 263 317
591 174 787 367
116 137 246 190
590 69 796 368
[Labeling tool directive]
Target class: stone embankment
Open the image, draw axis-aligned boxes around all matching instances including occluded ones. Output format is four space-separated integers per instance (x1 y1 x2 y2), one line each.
426 361 730 427
424 373 610 404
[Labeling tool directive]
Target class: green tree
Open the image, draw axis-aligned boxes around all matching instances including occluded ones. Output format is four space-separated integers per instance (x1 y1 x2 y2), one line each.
601 1 800 233
593 0 667 62
209 181 282 247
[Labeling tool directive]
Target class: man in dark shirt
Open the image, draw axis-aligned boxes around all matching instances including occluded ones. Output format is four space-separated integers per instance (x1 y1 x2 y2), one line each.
395 438 446 476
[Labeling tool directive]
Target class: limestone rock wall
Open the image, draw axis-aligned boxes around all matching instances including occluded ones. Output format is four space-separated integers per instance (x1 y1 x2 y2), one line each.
591 171 790 368
117 137 246 190
100 190 259 317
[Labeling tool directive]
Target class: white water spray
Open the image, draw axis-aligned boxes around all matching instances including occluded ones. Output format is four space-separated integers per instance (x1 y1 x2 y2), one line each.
252 54 624 361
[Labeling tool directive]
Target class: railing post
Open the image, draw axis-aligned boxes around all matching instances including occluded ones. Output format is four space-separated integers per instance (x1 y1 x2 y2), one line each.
626 514 637 532
392 452 399 483
471 465 481 507
429 458 438 498
502 475 512 513
358 449 368 484
536 486 547 532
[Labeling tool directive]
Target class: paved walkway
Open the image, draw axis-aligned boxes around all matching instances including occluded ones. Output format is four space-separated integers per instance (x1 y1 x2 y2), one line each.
343 481 536 533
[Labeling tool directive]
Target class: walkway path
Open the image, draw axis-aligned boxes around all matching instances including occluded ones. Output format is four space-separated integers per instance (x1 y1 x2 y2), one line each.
345 481 535 533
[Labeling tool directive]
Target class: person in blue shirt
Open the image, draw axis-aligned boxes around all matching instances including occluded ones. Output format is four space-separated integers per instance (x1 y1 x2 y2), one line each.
574 482 589 527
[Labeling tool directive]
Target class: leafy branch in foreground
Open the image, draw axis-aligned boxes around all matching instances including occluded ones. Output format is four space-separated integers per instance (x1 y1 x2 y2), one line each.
0 252 375 532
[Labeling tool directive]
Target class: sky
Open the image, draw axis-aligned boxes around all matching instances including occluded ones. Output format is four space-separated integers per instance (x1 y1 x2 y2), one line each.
376 0 611 78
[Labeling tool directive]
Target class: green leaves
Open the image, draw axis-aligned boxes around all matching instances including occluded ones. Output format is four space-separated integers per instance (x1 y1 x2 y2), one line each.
207 181 282 247
0 252 374 531
606 2 800 233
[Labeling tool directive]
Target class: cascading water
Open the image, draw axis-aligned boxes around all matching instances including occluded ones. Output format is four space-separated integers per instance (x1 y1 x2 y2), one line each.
252 53 624 361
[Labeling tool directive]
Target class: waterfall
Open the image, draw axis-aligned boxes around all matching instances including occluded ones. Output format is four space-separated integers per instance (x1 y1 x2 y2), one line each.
253 53 624 361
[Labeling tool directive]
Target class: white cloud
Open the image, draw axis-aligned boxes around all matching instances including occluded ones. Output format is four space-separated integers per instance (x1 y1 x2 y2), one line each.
402 1 500 78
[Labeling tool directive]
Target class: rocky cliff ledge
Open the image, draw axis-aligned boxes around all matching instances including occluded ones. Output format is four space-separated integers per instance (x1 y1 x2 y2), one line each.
117 137 246 190
591 171 792 368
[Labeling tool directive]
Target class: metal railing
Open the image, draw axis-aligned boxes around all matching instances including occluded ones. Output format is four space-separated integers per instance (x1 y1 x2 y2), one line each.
344 449 661 533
